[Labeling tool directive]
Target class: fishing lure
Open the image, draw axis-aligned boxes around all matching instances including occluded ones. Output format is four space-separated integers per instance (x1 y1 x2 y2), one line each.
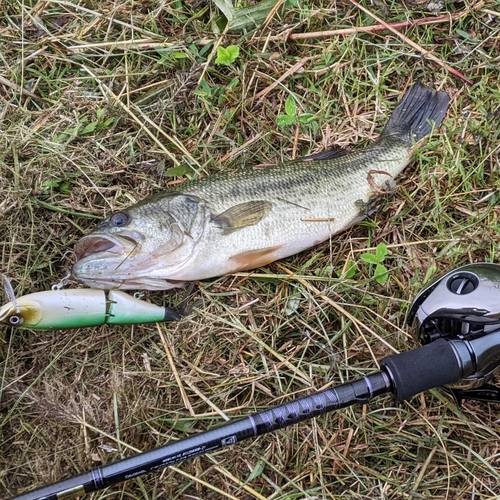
0 287 181 330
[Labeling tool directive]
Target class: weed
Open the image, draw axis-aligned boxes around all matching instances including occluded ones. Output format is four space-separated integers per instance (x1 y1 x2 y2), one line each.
360 243 389 284
215 45 240 66
277 94 316 128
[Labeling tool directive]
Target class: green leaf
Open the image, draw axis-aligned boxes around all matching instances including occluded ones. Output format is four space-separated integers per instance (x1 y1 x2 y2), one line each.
59 181 71 195
80 121 98 135
315 265 333 277
285 95 297 117
172 51 188 59
215 45 239 66
213 0 234 20
155 48 170 59
375 264 389 284
199 79 212 94
247 460 266 481
41 179 60 191
102 117 115 129
285 293 301 315
338 261 357 279
188 43 200 56
162 418 196 433
422 265 437 285
226 0 288 33
277 114 296 128
360 253 379 264
455 28 477 41
227 77 240 90
375 243 388 262
226 45 239 62
41 178 71 195
215 47 231 66
199 43 213 58
345 261 357 279
165 165 190 177
297 113 314 124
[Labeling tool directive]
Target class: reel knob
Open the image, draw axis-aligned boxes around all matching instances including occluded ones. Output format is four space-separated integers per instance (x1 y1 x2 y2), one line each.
447 273 479 295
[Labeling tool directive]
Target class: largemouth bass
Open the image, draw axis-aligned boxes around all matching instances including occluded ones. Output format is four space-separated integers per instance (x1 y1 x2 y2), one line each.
72 82 450 290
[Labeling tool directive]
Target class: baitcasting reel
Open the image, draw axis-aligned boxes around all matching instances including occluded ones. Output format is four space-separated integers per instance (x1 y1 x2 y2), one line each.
409 262 500 405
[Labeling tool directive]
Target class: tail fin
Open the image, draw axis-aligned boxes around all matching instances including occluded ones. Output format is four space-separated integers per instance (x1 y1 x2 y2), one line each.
382 82 450 142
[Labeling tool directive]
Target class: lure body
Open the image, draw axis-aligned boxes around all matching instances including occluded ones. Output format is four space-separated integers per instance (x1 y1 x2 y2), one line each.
0 289 180 330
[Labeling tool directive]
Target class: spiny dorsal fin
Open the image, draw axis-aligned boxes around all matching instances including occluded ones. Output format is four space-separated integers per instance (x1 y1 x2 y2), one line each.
212 200 272 232
300 147 350 161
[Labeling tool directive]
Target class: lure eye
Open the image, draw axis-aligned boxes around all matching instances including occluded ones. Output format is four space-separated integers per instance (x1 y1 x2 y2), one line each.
110 212 130 227
8 314 24 327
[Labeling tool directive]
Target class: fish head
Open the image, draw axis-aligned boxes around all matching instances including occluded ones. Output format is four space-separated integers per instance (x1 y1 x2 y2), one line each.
72 193 208 290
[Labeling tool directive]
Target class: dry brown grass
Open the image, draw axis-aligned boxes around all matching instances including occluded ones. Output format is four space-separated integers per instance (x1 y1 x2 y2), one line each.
1 0 500 499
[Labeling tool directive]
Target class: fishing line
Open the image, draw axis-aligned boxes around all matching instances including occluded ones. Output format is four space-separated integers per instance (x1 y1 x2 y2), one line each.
113 239 139 272
50 251 79 290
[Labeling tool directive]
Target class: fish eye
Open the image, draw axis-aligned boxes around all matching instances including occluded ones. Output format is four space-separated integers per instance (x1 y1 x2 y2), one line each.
8 314 24 327
110 212 130 227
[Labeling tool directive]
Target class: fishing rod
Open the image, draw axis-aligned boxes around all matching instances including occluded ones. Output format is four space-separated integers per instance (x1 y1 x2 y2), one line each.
10 263 500 500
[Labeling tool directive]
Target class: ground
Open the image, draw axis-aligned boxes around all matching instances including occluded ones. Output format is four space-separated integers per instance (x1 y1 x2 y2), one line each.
1 0 500 499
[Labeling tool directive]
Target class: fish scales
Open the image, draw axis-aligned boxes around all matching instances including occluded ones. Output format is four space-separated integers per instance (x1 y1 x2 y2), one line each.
72 83 450 290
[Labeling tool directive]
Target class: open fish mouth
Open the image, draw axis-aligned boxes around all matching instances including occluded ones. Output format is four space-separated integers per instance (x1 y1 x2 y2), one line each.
74 234 127 261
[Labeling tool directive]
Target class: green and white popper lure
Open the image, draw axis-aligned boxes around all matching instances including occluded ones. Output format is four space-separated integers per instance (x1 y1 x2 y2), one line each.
0 283 181 330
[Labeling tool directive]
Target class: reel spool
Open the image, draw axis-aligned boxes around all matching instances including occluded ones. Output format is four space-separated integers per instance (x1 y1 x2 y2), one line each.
409 262 500 403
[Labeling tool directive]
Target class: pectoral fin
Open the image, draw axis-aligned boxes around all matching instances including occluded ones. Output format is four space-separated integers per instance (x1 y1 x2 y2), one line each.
212 201 273 232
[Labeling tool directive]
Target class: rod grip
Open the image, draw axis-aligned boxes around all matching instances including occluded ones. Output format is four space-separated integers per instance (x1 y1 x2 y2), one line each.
381 339 463 401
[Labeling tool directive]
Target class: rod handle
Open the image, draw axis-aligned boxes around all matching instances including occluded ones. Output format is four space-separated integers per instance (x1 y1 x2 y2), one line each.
381 339 464 401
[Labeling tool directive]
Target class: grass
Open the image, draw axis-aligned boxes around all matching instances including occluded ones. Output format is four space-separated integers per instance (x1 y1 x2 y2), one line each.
1 0 500 498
